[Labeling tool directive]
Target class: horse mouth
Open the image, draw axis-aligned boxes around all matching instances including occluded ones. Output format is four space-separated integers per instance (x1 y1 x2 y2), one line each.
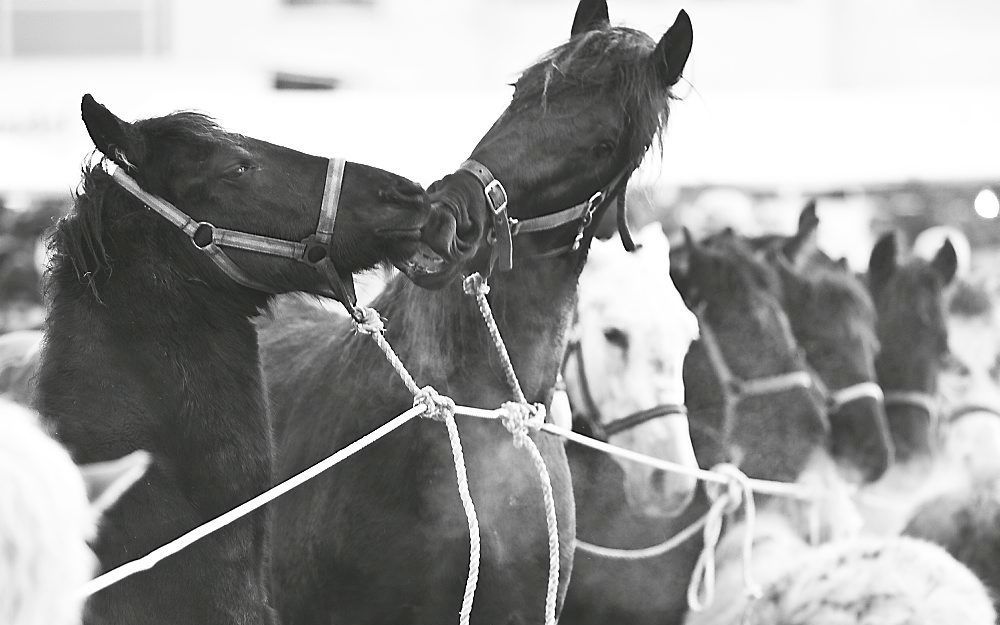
394 242 455 289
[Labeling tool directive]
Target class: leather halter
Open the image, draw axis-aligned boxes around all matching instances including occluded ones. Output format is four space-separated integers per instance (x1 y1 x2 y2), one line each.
105 159 360 317
884 390 940 423
806 366 885 414
561 339 687 441
693 305 827 439
458 159 632 273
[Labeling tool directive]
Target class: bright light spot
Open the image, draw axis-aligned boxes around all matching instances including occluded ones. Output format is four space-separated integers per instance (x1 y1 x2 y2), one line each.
974 188 1000 219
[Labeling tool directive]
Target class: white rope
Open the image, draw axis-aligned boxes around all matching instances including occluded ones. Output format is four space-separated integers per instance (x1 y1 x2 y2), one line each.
575 513 709 560
462 273 561 625
78 404 427 598
353 308 482 625
686 463 763 613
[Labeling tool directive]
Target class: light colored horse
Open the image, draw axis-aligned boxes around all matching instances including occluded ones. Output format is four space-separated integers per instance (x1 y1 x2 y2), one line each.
0 329 43 405
562 223 700 516
1 397 149 625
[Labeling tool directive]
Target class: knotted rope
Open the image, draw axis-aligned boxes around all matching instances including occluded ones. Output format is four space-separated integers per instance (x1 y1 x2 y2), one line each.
352 306 482 625
463 273 561 625
687 463 763 612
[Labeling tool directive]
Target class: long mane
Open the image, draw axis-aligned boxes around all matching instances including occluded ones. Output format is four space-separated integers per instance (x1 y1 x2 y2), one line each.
512 26 675 169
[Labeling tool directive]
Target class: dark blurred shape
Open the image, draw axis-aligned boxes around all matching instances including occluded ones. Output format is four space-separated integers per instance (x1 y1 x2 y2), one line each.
273 72 341 90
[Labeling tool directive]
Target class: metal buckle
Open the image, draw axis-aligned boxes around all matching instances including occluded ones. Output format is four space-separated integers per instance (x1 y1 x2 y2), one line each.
570 191 605 251
483 179 509 215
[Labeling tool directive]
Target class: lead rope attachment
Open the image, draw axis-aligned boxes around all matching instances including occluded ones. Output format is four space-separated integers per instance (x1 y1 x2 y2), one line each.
463 273 561 625
687 463 763 613
352 306 482 625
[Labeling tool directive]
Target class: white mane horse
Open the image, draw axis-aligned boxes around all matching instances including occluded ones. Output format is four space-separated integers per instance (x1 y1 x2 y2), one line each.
561 223 701 516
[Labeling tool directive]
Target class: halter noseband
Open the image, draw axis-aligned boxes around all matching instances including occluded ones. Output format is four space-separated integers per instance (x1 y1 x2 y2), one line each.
693 305 827 439
105 159 360 317
458 158 633 273
561 339 687 441
805 365 885 414
884 390 940 423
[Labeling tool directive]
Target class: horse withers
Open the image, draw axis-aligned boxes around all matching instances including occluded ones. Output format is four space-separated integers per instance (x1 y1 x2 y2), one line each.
33 95 450 625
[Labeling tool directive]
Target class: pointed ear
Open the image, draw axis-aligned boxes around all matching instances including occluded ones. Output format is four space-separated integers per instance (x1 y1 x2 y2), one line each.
931 239 958 286
571 0 610 36
81 94 142 170
772 252 808 304
79 450 151 518
868 232 898 295
781 200 820 266
651 10 693 87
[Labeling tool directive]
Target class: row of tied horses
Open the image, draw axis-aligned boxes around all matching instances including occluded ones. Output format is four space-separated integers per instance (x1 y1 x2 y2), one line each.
1 1 995 624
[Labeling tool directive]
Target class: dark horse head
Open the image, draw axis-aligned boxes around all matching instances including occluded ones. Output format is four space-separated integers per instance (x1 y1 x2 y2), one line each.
868 232 958 462
772 254 892 483
673 233 828 483
72 94 438 307
399 0 693 287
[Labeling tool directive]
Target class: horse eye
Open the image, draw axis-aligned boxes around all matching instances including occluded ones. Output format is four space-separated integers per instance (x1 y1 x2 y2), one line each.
223 163 252 180
603 327 629 350
592 140 616 160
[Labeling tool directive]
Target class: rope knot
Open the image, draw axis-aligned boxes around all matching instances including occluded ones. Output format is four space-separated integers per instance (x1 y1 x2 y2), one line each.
413 386 456 422
462 272 491 296
352 306 386 335
705 463 751 514
500 401 546 448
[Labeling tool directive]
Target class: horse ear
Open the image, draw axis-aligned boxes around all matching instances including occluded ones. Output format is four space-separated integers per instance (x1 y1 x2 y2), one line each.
781 199 820 265
81 94 142 170
771 252 809 304
868 232 898 294
571 0 610 36
650 10 693 87
931 238 958 286
78 450 151 518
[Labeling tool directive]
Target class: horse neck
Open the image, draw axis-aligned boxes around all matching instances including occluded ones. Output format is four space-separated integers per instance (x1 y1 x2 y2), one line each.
373 256 582 407
36 217 270 502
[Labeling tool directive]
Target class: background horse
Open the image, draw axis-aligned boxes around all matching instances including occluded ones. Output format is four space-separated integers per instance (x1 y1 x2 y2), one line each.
564 224 700 517
1 397 150 625
34 95 438 625
260 2 693 623
744 202 893 483
560 233 828 625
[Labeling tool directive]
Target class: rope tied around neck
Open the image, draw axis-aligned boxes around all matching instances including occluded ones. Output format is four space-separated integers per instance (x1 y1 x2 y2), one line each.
687 463 763 612
462 272 560 625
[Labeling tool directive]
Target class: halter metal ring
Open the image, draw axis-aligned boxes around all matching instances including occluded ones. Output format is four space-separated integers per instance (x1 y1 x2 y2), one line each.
191 222 216 249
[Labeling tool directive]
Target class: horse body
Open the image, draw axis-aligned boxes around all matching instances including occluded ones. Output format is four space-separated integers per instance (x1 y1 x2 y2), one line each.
264 262 578 625
33 95 437 624
262 2 693 622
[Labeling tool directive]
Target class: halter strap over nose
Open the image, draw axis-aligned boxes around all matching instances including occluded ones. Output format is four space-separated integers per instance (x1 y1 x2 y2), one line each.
105 157 359 315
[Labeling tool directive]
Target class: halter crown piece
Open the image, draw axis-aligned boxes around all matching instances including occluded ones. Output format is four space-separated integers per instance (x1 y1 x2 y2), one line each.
104 158 360 317
458 158 634 273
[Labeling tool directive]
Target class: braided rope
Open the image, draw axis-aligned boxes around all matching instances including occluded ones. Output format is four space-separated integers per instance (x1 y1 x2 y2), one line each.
463 273 560 625
353 307 482 625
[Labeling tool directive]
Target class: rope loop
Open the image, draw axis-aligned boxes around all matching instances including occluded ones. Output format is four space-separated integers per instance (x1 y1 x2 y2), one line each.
462 272 491 296
352 305 386 335
687 463 762 612
500 401 546 448
414 386 457 422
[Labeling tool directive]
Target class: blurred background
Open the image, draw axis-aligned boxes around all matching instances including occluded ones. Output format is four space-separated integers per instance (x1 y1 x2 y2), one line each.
0 0 998 332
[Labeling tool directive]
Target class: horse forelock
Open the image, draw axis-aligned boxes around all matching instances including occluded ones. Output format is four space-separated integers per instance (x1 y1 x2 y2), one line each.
513 26 674 169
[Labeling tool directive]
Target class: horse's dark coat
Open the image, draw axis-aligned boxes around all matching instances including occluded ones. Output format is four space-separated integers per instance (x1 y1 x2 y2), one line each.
33 96 431 625
260 3 693 623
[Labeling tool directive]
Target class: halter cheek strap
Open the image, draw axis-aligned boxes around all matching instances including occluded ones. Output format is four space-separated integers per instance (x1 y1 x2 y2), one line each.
105 158 359 315
458 158 631 273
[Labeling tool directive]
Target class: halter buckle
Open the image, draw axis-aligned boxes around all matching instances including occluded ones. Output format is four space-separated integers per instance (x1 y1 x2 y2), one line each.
570 191 604 251
483 179 508 215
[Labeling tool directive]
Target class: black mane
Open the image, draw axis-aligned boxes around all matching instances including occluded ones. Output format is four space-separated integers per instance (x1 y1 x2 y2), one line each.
513 26 674 168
